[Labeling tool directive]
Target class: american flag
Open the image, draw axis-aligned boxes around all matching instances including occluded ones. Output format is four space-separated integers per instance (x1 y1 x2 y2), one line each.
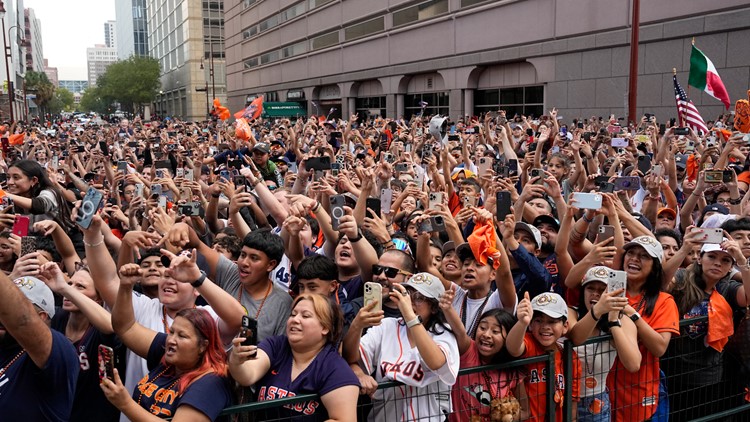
673 75 708 135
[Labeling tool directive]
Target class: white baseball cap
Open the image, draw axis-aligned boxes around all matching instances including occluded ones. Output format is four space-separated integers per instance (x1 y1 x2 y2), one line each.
531 292 568 319
700 241 734 262
515 222 542 250
402 272 445 300
428 115 448 145
623 235 664 263
14 276 56 318
582 266 611 286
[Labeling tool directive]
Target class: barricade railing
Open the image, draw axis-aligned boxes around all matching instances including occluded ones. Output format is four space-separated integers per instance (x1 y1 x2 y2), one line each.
220 314 750 421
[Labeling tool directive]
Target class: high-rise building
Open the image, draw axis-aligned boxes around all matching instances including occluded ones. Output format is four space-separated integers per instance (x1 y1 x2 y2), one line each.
105 20 117 49
115 0 148 59
87 44 118 87
43 59 58 87
223 0 750 121
0 0 29 121
24 8 44 73
147 0 225 121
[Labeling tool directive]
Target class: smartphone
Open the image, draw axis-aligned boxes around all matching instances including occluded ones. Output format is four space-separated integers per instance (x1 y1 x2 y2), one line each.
184 168 194 181
98 345 116 382
430 215 446 232
366 197 381 218
77 188 104 229
613 176 641 191
599 182 615 193
611 138 628 147
607 270 627 297
158 195 167 208
530 168 544 185
394 163 409 173
117 161 128 174
418 218 434 234
507 159 519 176
570 192 603 210
496 191 512 221
659 124 666 135
151 183 163 197
652 164 663 178
363 282 383 313
51 156 59 170
428 192 443 211
179 187 192 201
637 155 652 175
331 162 342 176
176 168 185 178
134 183 145 198
305 156 331 171
380 188 393 213
240 316 258 347
330 195 345 231
694 228 724 244
704 170 723 184
723 169 735 183
1 137 8 153
674 127 689 136
478 157 493 175
12 215 30 237
20 236 37 257
597 225 615 243
99 141 109 156
463 195 478 208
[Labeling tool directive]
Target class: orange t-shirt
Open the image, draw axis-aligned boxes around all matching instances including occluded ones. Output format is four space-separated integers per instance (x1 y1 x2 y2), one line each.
522 333 581 421
607 292 679 422
449 191 462 216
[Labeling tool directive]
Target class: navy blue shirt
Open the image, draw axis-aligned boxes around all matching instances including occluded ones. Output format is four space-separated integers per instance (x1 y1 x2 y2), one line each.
510 245 554 299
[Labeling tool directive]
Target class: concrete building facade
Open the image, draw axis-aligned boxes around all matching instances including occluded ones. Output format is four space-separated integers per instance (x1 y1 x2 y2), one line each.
147 0 226 121
24 8 43 73
115 0 149 59
0 0 28 121
43 58 58 87
87 44 118 87
105 20 117 49
223 0 750 123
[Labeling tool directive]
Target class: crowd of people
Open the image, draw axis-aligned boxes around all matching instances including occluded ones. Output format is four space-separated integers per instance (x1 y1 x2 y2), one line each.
0 108 748 422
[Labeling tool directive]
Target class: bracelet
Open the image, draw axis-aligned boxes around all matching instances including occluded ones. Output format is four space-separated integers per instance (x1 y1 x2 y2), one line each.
582 213 594 224
211 193 221 198
349 231 363 243
590 307 600 321
84 238 105 248
646 194 660 201
191 271 207 288
608 319 622 328
311 202 321 213
729 197 742 205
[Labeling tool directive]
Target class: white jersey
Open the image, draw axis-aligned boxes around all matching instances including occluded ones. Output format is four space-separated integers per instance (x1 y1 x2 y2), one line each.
451 282 517 337
120 292 220 422
359 317 459 421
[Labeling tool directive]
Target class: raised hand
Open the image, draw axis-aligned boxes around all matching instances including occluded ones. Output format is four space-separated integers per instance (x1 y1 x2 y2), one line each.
161 248 201 284
516 291 532 326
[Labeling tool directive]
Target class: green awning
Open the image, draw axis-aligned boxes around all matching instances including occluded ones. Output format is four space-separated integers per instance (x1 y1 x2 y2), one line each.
262 102 307 118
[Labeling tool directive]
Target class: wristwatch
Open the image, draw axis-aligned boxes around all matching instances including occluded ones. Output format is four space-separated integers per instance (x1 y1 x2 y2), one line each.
406 316 422 328
608 319 622 328
191 271 207 288
630 311 641 323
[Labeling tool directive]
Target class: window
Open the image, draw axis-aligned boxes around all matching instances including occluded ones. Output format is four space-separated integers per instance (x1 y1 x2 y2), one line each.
309 0 334 8
404 92 449 119
355 96 386 118
282 41 307 58
260 50 279 64
393 0 448 27
461 0 490 7
344 17 384 41
259 14 279 32
474 85 544 118
311 31 338 50
244 57 259 69
243 0 259 9
243 26 258 39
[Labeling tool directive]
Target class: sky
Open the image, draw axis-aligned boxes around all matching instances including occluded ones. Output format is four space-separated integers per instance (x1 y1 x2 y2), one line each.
24 0 115 81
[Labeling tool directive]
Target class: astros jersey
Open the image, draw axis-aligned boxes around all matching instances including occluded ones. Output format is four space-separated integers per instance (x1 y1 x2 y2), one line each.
359 317 460 422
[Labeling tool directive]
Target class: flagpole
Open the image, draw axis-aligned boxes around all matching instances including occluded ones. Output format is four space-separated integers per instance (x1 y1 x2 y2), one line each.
687 38 695 99
673 68 683 127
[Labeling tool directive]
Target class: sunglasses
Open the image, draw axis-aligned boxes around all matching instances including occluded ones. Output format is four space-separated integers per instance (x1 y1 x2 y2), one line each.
372 265 412 279
74 262 90 273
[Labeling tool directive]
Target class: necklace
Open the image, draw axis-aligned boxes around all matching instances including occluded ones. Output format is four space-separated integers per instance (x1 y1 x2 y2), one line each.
162 304 197 333
137 365 181 406
238 281 273 319
460 290 492 338
0 350 26 378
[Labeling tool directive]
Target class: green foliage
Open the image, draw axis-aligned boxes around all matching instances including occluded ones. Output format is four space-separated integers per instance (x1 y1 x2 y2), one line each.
48 87 75 114
25 71 55 118
79 87 110 114
96 55 161 113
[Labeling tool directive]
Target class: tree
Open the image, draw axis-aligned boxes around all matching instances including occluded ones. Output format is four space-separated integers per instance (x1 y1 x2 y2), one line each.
25 71 55 118
48 87 75 114
79 87 109 114
96 55 161 114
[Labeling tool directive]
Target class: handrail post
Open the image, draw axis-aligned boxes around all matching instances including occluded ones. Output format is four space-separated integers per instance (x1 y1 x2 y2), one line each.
546 350 556 421
563 339 574 422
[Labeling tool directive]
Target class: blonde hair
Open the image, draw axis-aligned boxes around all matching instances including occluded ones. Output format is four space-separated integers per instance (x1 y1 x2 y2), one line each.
291 294 343 344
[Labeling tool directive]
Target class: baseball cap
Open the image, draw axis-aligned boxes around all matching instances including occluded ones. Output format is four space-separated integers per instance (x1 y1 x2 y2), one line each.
703 203 729 216
403 272 445 300
700 241 734 262
270 139 285 147
514 222 542 249
14 276 56 318
657 208 677 219
631 212 653 232
323 120 337 129
582 266 611 286
530 292 568 319
674 154 688 169
532 215 560 232
272 156 291 165
441 240 456 257
623 235 664 263
252 142 270 154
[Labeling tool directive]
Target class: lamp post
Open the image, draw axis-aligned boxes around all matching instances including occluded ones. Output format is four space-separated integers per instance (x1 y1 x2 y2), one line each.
208 40 215 102
0 1 13 123
199 61 209 118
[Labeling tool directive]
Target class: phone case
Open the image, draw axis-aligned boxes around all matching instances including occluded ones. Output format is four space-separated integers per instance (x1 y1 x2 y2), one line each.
366 197 381 218
429 192 443 211
614 176 641 191
597 225 615 243
496 191 512 221
571 193 603 210
607 270 627 297
12 215 30 237
363 282 383 313
477 157 493 175
697 228 724 244
77 188 104 229
330 195 345 230
98 345 115 381
380 189 393 213
240 316 258 347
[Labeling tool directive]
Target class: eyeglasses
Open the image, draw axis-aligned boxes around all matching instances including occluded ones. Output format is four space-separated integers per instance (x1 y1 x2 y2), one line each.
372 264 412 279
74 262 90 273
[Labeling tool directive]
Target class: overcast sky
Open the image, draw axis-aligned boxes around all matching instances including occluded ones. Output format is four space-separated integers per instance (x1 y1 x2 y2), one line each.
25 0 115 81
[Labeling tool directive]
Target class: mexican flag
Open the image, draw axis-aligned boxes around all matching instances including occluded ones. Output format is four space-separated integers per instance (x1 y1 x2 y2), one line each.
688 45 730 109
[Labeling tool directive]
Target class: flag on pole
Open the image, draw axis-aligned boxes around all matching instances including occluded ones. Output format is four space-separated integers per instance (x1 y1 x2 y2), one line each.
674 75 708 135
233 96 264 120
689 45 730 109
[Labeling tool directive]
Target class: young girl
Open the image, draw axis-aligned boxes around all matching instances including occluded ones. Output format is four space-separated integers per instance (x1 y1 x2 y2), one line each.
440 286 524 422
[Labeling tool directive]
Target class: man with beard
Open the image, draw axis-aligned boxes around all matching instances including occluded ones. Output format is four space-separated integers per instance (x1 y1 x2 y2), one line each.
0 273 79 420
532 215 564 295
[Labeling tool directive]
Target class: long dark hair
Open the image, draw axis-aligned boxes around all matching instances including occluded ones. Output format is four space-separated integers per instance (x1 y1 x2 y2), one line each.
621 246 663 317
670 261 725 316
577 281 610 332
10 160 73 230
473 308 516 364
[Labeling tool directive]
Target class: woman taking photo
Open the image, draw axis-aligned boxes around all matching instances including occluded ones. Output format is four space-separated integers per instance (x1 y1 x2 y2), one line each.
101 262 232 421
607 235 679 422
229 293 359 422
567 266 641 421
344 272 459 421
664 233 750 421
5 160 73 230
